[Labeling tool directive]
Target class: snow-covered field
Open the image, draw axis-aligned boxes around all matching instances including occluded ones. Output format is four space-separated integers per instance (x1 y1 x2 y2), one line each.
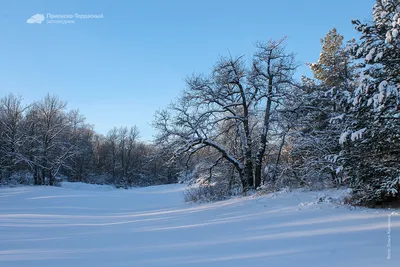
0 183 399 266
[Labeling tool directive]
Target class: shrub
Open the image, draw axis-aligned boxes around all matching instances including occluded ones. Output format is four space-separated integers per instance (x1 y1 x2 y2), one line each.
1 171 34 186
184 183 231 202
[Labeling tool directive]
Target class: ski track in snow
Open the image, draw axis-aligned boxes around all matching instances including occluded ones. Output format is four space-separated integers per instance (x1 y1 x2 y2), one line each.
0 183 399 267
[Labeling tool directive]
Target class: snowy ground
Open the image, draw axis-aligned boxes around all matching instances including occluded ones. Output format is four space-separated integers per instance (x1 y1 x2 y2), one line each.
0 183 399 266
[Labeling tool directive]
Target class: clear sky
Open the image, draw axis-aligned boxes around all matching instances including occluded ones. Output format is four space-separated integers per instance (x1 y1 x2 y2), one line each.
0 0 375 141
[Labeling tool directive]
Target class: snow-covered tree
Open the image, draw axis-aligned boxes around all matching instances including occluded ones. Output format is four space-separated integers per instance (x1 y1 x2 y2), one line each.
251 39 298 188
0 94 28 179
154 39 297 192
310 28 354 92
0 91 174 187
288 29 355 187
340 0 400 205
25 95 86 185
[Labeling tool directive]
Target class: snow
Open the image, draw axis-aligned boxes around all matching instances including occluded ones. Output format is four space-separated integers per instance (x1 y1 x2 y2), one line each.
329 114 345 123
356 47 364 57
378 91 385 104
60 182 115 191
379 80 388 92
339 131 350 144
351 128 366 141
366 48 376 61
387 85 393 97
335 166 344 174
353 95 360 105
375 51 384 61
204 139 244 169
1 183 399 266
392 29 398 38
386 31 393 44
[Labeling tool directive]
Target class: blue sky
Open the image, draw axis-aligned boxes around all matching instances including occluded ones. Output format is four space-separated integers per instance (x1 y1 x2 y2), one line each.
0 0 375 141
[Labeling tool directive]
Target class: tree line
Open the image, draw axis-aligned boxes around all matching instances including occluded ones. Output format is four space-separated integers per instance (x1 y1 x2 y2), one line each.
155 0 400 206
2 0 399 206
0 94 177 186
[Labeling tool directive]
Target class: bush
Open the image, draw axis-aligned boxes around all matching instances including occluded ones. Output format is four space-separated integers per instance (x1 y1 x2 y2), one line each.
344 185 400 208
184 183 231 202
0 171 33 187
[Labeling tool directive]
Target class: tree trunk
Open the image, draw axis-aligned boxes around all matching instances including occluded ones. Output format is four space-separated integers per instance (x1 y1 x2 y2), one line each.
272 131 287 184
238 83 254 188
254 166 262 189
41 167 46 185
244 158 253 188
239 170 248 192
34 165 39 185
49 171 55 186
254 74 273 189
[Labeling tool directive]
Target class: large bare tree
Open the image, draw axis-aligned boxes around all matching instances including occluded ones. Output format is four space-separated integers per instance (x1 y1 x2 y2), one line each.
154 39 297 191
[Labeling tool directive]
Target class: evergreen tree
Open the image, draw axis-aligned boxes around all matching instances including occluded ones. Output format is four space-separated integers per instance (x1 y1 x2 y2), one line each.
288 29 354 187
310 28 354 91
340 0 400 205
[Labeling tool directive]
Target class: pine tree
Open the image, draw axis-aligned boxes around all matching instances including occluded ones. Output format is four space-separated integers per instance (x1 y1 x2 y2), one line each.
310 28 354 92
288 29 354 187
340 0 400 205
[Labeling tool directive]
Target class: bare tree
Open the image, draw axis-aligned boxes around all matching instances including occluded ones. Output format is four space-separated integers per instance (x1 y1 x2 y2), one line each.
0 94 28 178
26 94 84 185
0 91 175 187
154 57 251 189
154 39 297 191
106 127 119 180
250 39 298 188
